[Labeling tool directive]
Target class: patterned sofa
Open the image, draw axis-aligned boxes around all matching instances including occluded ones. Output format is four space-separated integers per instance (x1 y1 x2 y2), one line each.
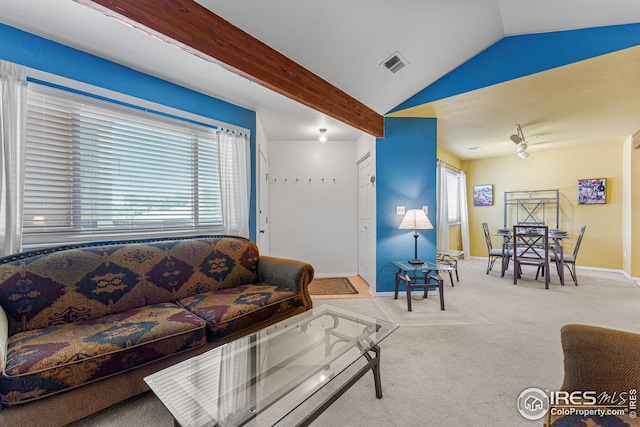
0 235 314 427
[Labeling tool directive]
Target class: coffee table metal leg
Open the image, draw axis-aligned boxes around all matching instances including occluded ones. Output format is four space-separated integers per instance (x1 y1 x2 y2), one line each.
295 345 383 427
364 345 382 398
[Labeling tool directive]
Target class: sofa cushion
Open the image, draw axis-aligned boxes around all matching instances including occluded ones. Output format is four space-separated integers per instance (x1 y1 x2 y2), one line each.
176 284 303 341
0 302 206 405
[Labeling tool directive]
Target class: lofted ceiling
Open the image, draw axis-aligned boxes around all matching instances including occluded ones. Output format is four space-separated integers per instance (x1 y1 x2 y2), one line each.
1 0 640 158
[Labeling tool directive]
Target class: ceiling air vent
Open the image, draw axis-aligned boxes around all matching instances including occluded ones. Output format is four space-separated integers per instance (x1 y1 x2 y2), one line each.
381 51 408 74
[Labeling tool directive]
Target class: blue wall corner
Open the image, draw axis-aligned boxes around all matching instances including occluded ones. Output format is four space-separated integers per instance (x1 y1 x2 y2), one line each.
391 22 640 112
0 23 257 241
376 117 437 293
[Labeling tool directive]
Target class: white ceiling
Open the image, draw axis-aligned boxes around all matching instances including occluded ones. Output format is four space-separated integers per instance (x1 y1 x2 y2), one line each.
1 0 640 158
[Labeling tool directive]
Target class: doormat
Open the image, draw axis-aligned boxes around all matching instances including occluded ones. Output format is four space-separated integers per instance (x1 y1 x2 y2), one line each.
308 277 358 295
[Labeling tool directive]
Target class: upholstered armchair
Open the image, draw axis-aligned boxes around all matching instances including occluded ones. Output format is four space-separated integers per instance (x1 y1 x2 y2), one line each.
545 324 640 426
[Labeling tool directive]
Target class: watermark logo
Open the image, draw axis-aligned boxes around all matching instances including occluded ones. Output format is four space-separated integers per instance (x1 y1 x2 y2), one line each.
517 387 638 421
517 387 550 420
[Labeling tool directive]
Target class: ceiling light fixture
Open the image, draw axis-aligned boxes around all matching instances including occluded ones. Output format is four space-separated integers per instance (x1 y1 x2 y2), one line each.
318 128 328 142
510 124 529 159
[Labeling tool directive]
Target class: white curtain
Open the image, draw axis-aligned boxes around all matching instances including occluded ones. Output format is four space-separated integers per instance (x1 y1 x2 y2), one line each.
218 339 250 423
219 130 250 237
459 170 471 260
0 61 27 257
436 161 449 252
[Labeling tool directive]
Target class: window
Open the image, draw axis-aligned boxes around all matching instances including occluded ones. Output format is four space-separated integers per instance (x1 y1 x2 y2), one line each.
446 169 461 225
22 84 240 247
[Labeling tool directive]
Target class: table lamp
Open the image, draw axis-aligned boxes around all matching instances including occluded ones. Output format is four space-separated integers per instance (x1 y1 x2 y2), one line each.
399 209 433 264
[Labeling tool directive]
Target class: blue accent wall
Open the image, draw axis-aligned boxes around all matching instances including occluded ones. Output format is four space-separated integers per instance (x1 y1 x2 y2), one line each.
376 117 437 293
391 23 640 112
0 23 257 241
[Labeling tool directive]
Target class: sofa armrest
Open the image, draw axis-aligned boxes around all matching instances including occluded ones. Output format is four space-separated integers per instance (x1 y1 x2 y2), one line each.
560 324 640 394
0 304 7 373
258 256 314 309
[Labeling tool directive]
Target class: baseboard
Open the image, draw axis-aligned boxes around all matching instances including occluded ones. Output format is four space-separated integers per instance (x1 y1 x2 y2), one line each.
313 273 358 278
372 291 396 297
470 256 638 281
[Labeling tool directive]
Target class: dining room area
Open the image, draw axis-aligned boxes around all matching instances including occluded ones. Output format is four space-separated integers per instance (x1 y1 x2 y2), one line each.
477 188 589 289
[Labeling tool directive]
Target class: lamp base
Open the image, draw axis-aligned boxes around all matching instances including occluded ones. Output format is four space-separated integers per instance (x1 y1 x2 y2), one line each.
408 259 424 265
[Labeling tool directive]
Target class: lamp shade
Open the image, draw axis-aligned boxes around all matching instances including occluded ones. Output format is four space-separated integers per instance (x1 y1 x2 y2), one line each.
399 209 433 230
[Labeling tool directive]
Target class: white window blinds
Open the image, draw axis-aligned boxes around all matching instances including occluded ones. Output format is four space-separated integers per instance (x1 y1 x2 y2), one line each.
23 84 227 247
446 169 461 224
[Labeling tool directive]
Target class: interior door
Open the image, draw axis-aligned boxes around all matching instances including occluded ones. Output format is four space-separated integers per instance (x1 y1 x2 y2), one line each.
258 146 269 254
358 153 375 288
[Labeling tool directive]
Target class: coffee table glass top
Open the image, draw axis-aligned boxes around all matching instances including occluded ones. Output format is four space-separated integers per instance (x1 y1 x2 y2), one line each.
391 260 455 272
144 304 398 427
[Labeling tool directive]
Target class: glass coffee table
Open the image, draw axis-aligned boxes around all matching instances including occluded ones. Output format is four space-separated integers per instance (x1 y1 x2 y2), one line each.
144 305 398 427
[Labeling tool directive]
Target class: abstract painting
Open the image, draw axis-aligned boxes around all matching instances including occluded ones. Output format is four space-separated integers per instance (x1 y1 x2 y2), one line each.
578 178 606 204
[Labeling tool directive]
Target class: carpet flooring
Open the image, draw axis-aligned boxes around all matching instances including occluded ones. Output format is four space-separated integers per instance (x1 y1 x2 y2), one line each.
308 277 358 295
66 258 640 427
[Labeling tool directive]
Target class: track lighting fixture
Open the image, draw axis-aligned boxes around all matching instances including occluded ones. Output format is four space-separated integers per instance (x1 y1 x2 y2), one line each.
516 142 527 153
510 124 529 159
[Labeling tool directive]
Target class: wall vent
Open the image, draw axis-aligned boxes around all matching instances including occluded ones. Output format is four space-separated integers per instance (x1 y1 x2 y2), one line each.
381 51 408 74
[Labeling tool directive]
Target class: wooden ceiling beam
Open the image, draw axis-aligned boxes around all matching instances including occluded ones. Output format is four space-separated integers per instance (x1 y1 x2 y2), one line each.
74 0 384 137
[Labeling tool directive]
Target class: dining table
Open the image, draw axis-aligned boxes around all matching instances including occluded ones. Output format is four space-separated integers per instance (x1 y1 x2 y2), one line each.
496 227 570 285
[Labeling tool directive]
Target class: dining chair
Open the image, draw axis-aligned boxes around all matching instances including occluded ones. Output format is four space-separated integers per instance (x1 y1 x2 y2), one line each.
482 222 507 274
550 225 586 286
512 225 550 289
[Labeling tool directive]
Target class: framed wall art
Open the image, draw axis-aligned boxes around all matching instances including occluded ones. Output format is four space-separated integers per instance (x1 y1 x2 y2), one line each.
473 184 493 206
577 178 606 204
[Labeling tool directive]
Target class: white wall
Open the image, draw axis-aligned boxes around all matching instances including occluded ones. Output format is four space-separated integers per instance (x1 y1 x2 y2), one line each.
255 114 269 254
622 135 631 274
268 140 358 276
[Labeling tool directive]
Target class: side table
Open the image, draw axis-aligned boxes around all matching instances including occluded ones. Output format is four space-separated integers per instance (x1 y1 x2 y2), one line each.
391 261 454 311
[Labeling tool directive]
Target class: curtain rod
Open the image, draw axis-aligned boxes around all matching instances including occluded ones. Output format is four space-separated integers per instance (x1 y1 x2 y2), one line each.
437 159 463 173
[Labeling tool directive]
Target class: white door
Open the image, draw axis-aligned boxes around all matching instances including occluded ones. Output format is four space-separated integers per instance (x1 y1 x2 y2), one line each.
258 146 269 254
358 153 375 288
